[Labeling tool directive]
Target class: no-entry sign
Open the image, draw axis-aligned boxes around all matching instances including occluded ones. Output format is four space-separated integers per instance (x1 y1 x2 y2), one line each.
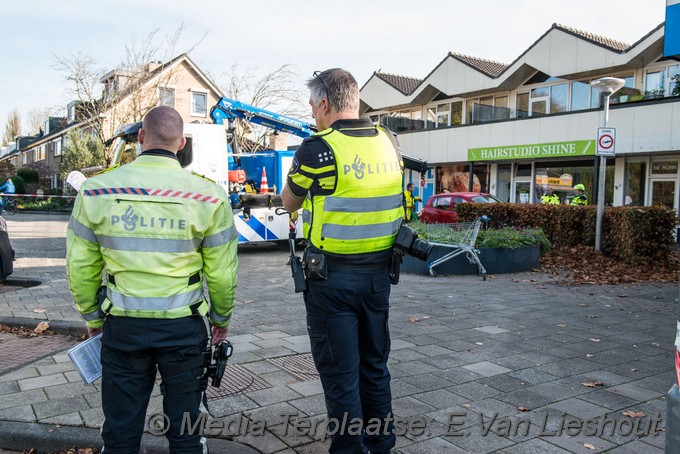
596 127 616 156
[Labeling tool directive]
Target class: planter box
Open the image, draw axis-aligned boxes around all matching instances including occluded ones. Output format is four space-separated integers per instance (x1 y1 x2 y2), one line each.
402 244 540 275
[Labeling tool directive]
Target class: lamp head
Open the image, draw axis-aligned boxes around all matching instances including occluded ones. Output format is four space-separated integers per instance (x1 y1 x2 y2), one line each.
591 77 626 95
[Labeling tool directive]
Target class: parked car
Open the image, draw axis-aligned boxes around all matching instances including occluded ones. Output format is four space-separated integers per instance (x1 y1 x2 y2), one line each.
420 192 502 224
0 216 14 281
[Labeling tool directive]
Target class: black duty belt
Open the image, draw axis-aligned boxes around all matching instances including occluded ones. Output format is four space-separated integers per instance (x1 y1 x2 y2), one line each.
326 261 387 271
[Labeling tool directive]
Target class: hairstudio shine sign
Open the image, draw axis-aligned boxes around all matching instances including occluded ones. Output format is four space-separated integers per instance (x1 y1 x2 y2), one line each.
468 140 595 162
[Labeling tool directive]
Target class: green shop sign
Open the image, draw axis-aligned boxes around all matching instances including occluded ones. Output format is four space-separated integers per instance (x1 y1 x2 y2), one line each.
468 140 595 161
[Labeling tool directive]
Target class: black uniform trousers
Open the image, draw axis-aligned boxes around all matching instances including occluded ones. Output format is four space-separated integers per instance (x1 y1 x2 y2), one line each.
100 314 209 454
305 268 396 454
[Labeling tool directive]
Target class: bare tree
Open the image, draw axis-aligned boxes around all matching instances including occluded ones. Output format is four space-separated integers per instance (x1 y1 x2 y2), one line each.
2 109 22 146
26 108 50 135
54 25 203 165
220 64 307 152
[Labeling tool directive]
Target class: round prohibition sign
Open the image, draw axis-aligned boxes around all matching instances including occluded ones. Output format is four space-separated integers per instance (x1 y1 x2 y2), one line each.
598 134 614 150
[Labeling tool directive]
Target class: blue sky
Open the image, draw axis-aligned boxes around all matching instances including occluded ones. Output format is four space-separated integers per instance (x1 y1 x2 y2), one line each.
0 0 667 139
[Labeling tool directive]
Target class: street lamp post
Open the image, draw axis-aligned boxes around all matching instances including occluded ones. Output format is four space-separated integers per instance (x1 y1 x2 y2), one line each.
590 77 625 252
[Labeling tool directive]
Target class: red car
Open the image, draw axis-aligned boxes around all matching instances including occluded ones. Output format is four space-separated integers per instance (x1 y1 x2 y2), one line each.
420 192 502 224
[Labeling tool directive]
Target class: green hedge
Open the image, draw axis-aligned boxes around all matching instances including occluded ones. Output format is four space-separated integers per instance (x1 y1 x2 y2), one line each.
455 203 677 265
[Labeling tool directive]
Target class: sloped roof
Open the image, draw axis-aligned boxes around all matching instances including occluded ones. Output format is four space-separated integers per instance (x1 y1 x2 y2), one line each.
361 22 664 111
554 23 630 52
449 53 508 77
374 72 423 95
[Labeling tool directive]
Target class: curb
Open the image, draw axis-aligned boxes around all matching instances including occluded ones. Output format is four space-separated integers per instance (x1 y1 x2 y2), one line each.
0 420 261 453
0 317 87 337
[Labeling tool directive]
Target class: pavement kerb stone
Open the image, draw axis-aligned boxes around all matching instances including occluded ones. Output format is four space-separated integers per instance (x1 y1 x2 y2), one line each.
0 316 86 337
0 420 262 453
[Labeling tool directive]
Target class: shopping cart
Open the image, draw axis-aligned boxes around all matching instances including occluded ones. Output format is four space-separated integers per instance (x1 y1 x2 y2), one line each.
424 216 488 280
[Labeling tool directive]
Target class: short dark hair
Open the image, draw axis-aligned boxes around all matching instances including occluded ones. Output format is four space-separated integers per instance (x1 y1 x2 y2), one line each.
307 68 359 113
142 106 183 146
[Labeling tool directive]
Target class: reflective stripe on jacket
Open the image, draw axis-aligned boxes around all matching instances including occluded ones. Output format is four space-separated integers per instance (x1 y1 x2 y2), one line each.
303 127 403 255
66 154 238 328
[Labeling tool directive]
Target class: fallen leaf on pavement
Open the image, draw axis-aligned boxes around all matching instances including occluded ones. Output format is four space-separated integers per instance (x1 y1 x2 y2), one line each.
557 324 567 328
475 342 483 346
578 303 588 307
583 443 595 450
33 309 46 313
34 321 50 334
651 342 661 347
409 316 420 323
517 406 529 412
581 381 604 388
622 410 646 418
589 338 601 343
586 354 595 357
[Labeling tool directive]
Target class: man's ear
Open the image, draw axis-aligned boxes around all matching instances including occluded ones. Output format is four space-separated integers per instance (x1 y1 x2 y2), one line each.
177 136 187 152
138 129 145 145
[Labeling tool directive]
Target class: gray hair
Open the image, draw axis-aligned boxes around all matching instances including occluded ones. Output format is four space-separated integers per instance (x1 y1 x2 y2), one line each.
307 68 359 114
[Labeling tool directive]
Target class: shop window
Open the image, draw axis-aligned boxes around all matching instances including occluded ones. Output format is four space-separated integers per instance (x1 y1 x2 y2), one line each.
625 161 646 206
534 159 608 205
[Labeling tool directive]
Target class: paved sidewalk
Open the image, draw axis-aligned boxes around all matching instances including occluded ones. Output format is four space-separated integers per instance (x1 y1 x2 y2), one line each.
0 213 676 453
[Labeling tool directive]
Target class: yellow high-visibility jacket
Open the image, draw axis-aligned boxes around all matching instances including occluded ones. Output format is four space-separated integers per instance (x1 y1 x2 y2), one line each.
302 127 403 255
66 153 238 329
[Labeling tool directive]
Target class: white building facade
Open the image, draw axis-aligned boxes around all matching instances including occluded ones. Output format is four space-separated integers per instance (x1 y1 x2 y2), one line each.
360 23 680 209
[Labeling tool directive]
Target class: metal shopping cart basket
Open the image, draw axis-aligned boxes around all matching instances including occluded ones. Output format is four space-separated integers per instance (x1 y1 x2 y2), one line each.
424 216 488 280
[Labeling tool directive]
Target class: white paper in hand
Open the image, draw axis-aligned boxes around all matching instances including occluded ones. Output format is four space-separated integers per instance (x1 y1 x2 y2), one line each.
67 333 102 384
66 171 87 191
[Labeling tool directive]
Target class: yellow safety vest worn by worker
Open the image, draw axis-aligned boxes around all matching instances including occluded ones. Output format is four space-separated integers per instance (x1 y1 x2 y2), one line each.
570 194 588 206
541 193 560 205
66 153 238 329
302 127 403 255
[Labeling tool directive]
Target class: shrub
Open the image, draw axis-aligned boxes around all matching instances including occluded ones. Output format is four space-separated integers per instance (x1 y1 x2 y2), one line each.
17 168 38 184
412 221 551 252
455 203 677 265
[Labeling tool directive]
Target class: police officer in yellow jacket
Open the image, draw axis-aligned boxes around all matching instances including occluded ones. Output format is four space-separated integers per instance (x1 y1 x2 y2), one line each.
540 187 560 205
570 183 589 205
66 106 238 453
403 182 422 222
283 68 403 454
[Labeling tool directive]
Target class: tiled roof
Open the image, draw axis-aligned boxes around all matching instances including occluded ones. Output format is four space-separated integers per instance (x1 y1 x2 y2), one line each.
554 24 630 52
374 72 423 95
449 53 508 77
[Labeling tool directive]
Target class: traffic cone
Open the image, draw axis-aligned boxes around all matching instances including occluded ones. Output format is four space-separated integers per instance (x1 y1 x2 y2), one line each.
260 167 269 194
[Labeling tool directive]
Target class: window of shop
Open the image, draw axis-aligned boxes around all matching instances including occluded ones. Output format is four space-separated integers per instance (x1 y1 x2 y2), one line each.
496 164 512 202
534 159 605 205
624 161 646 206
436 164 489 194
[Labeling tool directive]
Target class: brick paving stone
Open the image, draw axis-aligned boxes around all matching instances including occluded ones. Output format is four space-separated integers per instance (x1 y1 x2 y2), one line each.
0 404 35 422
17 373 67 391
287 380 323 397
246 386 303 407
398 437 468 453
605 382 664 401
288 394 326 417
33 395 90 420
548 398 610 420
463 361 512 377
411 389 467 410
